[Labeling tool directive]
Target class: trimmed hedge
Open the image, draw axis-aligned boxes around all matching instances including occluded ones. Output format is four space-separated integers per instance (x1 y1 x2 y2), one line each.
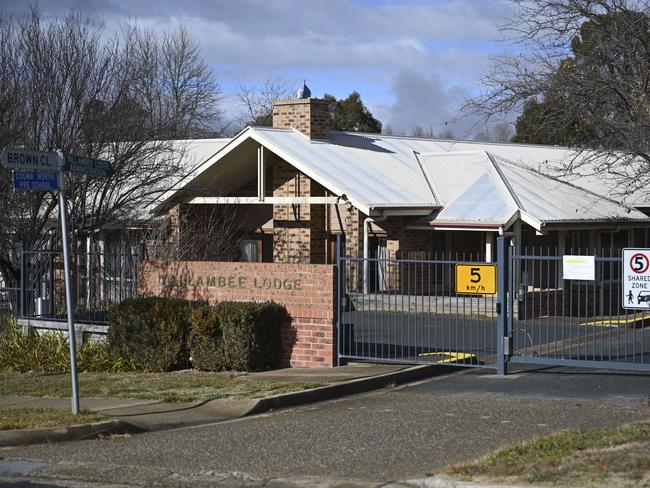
107 297 204 372
189 301 286 371
188 305 223 371
108 297 286 372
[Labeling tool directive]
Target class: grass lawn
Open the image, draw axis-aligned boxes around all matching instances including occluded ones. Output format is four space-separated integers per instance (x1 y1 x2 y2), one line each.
447 422 650 487
0 407 104 430
0 371 322 403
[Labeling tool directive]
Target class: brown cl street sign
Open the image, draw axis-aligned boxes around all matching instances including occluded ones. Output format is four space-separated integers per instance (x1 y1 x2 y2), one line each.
1 148 63 171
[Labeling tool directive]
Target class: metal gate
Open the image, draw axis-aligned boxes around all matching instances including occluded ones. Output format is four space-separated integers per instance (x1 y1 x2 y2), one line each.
509 248 650 372
337 236 650 374
336 237 500 369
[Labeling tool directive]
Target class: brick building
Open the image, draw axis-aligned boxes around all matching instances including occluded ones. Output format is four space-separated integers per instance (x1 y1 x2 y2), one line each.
154 86 650 292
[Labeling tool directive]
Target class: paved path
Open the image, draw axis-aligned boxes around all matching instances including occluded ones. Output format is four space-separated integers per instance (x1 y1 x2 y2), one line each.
2 366 649 487
0 363 417 432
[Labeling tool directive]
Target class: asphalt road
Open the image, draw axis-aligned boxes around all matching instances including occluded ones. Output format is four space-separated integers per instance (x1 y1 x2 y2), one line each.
2 366 650 487
343 310 650 367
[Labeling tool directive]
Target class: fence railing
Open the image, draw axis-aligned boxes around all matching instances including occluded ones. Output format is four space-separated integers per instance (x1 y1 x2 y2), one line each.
339 251 498 367
0 285 19 316
510 247 650 371
19 249 141 324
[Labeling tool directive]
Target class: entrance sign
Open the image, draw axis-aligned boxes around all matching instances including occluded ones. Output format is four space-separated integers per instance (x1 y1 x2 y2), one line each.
64 154 113 177
455 264 497 295
562 255 595 281
623 248 650 310
1 148 63 171
12 171 60 191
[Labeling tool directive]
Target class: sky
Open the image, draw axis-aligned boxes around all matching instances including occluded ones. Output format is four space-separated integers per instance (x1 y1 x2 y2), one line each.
4 0 519 137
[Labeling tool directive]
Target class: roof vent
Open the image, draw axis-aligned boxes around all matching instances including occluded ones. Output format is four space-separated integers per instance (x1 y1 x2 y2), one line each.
296 80 311 99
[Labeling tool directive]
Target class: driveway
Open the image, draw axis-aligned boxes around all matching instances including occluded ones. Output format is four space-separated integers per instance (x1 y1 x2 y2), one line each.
2 365 649 487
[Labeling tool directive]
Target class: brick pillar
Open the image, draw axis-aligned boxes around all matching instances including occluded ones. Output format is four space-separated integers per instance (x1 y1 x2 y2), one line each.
272 160 311 263
309 180 327 264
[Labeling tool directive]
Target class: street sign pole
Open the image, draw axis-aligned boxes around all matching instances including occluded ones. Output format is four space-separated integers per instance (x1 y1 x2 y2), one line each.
56 161 80 416
2 147 113 417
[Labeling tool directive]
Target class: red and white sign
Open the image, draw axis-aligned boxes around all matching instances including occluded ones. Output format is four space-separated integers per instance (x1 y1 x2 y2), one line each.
623 248 650 310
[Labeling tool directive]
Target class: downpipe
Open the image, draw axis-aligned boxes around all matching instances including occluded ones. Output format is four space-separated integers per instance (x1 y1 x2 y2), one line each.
363 213 387 294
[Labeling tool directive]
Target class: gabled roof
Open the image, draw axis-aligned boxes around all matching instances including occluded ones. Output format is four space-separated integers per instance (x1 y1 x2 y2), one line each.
147 138 230 212
152 128 650 228
439 140 650 208
417 151 648 230
154 126 447 215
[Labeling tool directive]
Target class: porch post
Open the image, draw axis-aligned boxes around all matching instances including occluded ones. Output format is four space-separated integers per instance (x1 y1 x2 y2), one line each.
336 233 346 366
557 230 567 289
496 235 511 375
485 232 494 262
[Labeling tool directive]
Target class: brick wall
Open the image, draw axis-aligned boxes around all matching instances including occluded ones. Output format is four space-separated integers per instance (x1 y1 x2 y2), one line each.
272 159 311 263
271 159 329 264
272 98 330 140
139 260 337 368
450 232 484 258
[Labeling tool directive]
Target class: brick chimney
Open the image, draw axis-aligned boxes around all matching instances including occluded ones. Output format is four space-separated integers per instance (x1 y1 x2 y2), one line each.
272 83 330 140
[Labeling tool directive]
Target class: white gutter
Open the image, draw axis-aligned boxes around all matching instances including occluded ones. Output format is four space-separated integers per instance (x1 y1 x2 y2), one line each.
363 214 387 294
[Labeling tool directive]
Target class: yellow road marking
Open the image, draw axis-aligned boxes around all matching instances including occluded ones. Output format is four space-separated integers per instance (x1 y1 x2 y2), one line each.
418 351 477 363
581 315 650 327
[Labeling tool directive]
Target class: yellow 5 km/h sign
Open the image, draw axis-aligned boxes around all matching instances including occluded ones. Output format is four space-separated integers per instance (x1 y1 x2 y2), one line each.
455 264 497 295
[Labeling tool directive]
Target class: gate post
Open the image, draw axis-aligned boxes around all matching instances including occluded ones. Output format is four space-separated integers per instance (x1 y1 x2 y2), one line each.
496 236 511 375
336 234 346 367
49 234 56 316
19 242 26 318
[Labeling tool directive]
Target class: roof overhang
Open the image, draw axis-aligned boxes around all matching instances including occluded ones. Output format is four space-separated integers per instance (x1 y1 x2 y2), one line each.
153 127 440 217
539 220 650 230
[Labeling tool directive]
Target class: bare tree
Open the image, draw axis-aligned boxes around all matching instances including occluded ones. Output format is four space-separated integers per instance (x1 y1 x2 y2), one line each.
465 0 650 194
437 128 456 140
473 129 491 142
492 122 514 143
0 7 224 284
234 77 295 129
145 204 242 261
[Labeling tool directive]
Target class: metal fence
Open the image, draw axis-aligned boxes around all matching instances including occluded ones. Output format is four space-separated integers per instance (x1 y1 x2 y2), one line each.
0 283 19 316
337 238 650 374
19 248 141 324
338 248 498 368
510 248 650 372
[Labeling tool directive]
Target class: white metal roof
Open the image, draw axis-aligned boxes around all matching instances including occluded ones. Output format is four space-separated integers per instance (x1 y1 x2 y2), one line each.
152 128 650 227
251 127 440 211
418 151 648 230
146 138 230 212
444 140 649 207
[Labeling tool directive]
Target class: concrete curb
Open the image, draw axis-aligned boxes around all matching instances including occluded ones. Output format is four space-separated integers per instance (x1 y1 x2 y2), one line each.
403 476 555 488
0 419 145 447
0 363 459 446
247 363 460 415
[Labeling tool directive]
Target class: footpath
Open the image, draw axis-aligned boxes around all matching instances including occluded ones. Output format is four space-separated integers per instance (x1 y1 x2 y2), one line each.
0 362 457 446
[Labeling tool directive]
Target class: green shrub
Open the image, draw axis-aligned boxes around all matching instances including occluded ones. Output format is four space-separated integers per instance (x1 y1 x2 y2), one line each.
77 341 136 373
0 322 69 372
107 297 203 372
189 301 286 371
0 319 133 373
188 305 224 371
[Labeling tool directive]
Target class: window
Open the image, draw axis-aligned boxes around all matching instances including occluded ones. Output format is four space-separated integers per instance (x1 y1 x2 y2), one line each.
239 239 259 262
